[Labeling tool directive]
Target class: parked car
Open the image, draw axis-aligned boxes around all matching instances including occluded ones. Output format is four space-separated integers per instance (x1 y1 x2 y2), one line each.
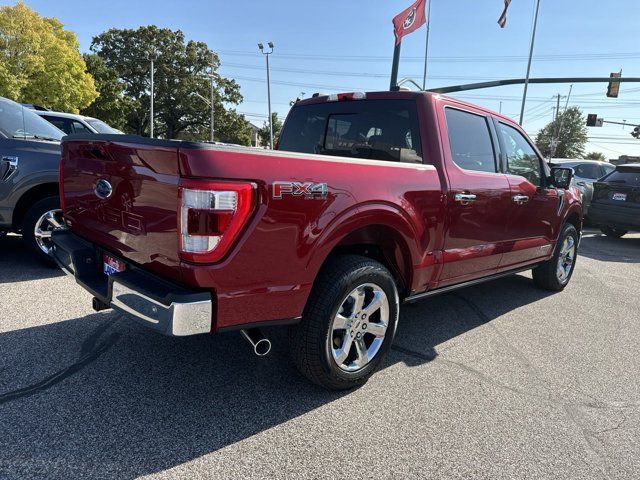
33 110 121 135
549 159 615 216
52 91 582 389
588 164 640 237
0 96 66 265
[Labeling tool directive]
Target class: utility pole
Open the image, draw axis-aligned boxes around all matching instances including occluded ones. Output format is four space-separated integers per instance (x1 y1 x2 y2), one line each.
519 0 541 125
550 93 561 157
150 58 154 138
209 53 215 143
259 42 275 149
555 84 573 152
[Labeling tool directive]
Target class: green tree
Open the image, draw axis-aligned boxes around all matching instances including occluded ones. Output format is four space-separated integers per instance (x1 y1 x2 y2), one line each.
177 109 253 146
0 2 97 112
90 26 243 139
535 106 588 158
258 112 283 148
584 151 606 161
80 54 134 130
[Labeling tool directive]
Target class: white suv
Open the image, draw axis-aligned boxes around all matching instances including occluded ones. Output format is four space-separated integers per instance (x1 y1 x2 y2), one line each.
32 110 121 135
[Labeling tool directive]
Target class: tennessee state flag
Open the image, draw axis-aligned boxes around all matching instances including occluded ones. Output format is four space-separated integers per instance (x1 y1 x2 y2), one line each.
393 0 427 45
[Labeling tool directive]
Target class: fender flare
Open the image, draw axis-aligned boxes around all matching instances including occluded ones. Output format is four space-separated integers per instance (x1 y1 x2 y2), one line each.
305 201 426 290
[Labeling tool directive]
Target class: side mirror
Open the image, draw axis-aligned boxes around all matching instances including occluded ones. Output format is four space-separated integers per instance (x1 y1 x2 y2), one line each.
550 167 573 189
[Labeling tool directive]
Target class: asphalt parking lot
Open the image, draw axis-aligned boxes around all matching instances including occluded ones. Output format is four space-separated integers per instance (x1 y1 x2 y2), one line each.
1 229 639 479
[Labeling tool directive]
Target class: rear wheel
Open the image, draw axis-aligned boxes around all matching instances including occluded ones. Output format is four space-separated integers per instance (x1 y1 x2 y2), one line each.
289 255 399 390
600 226 627 238
532 223 579 291
21 196 65 267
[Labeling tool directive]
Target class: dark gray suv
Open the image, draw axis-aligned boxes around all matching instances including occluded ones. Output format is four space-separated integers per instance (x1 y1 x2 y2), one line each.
0 96 66 265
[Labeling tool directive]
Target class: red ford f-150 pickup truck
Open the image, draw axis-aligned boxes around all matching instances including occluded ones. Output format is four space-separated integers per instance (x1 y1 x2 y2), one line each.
52 91 582 389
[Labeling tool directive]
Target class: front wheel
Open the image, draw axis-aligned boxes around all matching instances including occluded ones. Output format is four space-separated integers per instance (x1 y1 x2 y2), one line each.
289 255 399 390
532 223 579 291
600 226 627 238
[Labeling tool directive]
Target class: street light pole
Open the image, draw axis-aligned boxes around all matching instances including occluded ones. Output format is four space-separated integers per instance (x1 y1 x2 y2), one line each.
259 42 275 149
209 53 215 143
519 0 541 125
209 76 215 143
150 58 154 138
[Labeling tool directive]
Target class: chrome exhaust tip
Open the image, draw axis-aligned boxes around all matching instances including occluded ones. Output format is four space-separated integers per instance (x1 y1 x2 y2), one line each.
240 328 272 356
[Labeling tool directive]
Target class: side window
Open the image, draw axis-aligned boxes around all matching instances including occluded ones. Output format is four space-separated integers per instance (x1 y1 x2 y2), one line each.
600 164 615 178
498 123 542 187
72 121 92 134
574 163 601 179
444 108 497 173
43 116 72 135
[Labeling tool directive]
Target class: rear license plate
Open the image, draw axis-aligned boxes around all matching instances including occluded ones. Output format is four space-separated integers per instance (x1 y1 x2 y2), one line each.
612 192 627 201
103 254 125 275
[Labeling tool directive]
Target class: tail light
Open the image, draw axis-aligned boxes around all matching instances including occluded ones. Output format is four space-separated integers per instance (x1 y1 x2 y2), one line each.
178 180 256 264
58 156 66 212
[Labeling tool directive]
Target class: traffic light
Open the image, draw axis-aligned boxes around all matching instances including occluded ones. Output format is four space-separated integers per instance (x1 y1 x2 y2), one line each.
586 114 598 127
632 126 640 139
607 72 621 98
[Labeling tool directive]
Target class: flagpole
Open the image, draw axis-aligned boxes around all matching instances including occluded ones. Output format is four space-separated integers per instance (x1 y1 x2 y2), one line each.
519 0 541 125
390 41 402 90
422 0 432 90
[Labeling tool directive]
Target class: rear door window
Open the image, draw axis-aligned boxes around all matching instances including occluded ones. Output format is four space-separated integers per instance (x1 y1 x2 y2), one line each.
444 108 497 173
573 163 602 179
278 99 422 163
43 116 72 135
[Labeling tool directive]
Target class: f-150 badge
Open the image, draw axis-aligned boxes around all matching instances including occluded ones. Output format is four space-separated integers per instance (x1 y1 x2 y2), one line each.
273 181 328 199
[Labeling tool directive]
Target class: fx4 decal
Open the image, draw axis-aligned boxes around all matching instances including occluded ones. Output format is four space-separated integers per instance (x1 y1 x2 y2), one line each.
273 181 328 199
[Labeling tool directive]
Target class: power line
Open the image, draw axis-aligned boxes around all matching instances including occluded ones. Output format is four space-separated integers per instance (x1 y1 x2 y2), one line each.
217 49 640 64
220 62 503 81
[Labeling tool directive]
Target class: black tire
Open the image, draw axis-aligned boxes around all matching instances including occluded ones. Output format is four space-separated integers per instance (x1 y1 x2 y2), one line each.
289 255 399 390
532 223 579 291
21 196 62 267
600 226 627 238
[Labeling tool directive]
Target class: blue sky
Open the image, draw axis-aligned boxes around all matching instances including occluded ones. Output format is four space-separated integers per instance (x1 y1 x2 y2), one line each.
20 0 640 158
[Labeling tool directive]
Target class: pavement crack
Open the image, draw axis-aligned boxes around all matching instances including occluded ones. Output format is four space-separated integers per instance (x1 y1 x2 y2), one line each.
0 321 121 406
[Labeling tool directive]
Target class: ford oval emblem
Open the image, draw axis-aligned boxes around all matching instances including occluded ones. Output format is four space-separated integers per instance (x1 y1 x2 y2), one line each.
95 179 113 199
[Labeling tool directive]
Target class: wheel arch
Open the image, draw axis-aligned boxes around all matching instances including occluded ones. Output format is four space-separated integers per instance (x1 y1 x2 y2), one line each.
307 205 424 300
12 183 59 230
564 207 583 234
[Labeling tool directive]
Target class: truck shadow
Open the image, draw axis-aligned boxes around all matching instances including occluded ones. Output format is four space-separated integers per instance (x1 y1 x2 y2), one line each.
578 228 640 264
0 234 64 282
0 267 555 478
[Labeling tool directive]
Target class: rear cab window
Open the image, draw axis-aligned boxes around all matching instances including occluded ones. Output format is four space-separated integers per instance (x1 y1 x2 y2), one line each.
444 107 497 173
278 99 422 163
605 168 640 186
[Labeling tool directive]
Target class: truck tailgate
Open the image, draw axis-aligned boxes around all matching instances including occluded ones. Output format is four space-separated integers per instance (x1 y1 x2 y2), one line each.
62 137 182 279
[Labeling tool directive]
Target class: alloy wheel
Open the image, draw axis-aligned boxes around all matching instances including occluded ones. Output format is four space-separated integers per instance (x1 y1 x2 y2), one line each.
556 235 576 283
330 282 390 372
33 209 66 255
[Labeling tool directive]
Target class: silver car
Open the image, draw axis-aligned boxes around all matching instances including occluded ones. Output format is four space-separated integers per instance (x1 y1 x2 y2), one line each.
32 110 121 135
549 159 615 216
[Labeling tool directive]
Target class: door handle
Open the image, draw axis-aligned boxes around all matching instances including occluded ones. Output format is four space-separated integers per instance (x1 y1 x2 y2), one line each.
1 156 19 182
512 194 530 204
454 193 477 205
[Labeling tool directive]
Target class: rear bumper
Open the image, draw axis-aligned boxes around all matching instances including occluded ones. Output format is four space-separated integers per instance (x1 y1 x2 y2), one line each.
52 231 213 336
588 203 640 231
